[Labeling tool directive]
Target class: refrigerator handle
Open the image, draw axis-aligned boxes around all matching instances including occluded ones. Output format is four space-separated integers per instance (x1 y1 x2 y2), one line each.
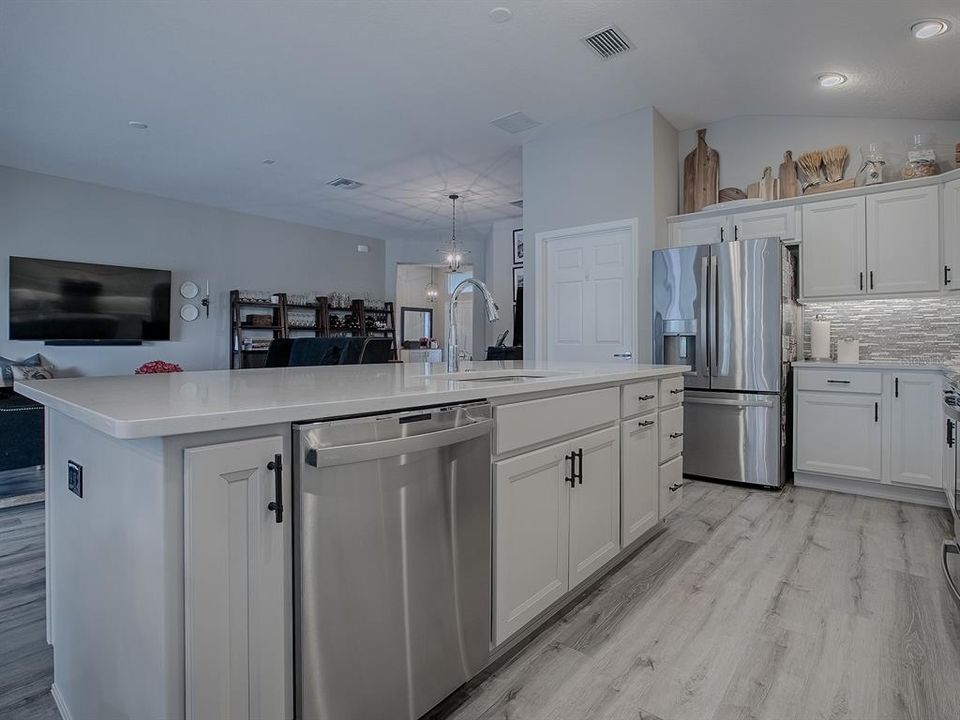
709 255 719 377
699 256 710 378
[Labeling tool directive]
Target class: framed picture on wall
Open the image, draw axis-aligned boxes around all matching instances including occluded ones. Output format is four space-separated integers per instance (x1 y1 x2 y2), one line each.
512 229 524 265
512 266 524 302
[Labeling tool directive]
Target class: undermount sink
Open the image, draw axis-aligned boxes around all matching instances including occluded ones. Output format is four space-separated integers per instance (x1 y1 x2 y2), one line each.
426 370 563 383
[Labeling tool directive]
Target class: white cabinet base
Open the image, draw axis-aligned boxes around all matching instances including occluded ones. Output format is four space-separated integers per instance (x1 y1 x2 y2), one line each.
794 471 946 508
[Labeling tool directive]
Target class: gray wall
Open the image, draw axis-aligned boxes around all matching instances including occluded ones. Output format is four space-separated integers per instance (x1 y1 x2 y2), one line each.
0 166 386 376
521 106 678 361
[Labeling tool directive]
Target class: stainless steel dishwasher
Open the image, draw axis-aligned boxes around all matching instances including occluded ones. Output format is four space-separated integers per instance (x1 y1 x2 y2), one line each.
293 401 493 720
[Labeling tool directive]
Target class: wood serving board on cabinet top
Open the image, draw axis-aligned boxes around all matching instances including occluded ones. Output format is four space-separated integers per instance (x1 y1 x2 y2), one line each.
683 129 719 213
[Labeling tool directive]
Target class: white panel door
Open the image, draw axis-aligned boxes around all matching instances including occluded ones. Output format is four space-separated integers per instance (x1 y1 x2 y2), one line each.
800 196 866 298
184 436 289 720
669 215 732 247
945 179 960 291
621 414 659 547
542 221 636 363
568 426 621 590
866 186 940 294
494 441 570 644
889 373 943 488
795 392 882 481
732 206 796 241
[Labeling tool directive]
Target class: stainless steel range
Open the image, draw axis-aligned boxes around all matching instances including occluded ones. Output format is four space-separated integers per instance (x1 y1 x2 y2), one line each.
653 236 800 488
942 375 960 605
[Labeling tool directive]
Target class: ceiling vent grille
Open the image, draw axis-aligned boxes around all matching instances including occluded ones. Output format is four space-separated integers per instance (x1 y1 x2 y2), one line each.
490 111 541 134
327 177 364 190
582 26 633 59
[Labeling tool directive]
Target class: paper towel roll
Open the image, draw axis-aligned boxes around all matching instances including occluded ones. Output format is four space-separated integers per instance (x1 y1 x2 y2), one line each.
811 316 831 360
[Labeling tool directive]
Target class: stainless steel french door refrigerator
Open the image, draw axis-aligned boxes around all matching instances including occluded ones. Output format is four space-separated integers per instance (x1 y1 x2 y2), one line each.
653 237 799 488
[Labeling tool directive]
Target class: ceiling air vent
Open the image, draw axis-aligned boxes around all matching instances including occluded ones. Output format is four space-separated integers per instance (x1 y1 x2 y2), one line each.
509 199 524 209
582 25 633 59
327 177 365 190
490 111 541 134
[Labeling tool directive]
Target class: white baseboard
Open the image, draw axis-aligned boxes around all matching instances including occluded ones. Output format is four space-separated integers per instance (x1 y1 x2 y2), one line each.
794 472 948 508
51 683 72 720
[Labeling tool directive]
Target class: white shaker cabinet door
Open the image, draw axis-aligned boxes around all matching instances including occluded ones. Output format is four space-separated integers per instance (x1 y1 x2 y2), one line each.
732 206 796 241
621 414 659 547
795 392 882 481
494 442 570 645
866 186 940 294
800 196 866 299
669 215 731 247
184 436 290 720
944 179 960 290
889 373 943 488
568 426 621 591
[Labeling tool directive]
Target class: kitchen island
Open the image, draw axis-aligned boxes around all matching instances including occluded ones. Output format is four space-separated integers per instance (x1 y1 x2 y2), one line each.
17 360 687 720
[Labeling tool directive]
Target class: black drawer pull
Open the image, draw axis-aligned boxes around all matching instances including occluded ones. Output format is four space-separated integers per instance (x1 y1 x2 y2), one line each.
266 454 283 523
947 419 955 449
669 388 683 395
669 483 682 492
638 420 655 428
669 432 684 439
638 394 655 401
874 402 879 422
826 379 851 384
565 452 576 488
575 448 583 485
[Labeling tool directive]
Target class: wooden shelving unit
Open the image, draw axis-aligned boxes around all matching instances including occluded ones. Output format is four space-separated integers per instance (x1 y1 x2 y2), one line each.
230 291 397 368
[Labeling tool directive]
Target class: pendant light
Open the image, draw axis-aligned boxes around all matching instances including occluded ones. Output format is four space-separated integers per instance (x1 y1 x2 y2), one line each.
439 194 469 272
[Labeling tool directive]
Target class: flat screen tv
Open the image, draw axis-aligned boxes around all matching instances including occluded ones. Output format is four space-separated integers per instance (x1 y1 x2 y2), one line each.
9 257 172 343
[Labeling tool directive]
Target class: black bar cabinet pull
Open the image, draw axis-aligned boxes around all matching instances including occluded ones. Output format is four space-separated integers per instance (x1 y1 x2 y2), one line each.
565 452 576 488
895 377 899 398
267 454 283 523
720 227 724 242
734 225 739 241
948 419 955 449
575 448 584 485
946 265 952 286
875 402 879 422
826 379 851 384
859 272 863 291
638 419 655 428
870 270 874 290
670 432 684 439
638 394 655 401
670 388 684 394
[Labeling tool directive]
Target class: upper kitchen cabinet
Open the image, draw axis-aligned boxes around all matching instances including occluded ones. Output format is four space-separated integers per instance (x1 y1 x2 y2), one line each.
731 206 796 242
944 178 960 291
668 214 732 247
866 186 940 294
801 196 867 299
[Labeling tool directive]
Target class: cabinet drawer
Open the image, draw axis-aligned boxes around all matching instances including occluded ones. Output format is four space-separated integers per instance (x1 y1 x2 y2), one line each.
659 376 684 407
659 406 684 462
659 456 684 518
621 380 658 418
795 369 882 394
495 387 619 455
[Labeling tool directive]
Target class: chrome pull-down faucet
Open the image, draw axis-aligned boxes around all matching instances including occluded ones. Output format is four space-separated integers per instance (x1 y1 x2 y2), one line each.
446 278 499 372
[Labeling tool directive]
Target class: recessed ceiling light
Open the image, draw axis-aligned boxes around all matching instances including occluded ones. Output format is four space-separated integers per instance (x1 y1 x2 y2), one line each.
910 18 950 39
817 72 847 88
128 121 148 130
489 7 512 23
262 159 276 165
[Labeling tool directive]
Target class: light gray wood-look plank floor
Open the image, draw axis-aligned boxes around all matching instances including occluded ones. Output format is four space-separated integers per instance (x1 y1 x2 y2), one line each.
435 481 960 720
0 501 57 720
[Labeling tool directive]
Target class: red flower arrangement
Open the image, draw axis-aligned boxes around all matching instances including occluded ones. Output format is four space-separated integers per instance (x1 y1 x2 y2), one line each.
135 360 183 375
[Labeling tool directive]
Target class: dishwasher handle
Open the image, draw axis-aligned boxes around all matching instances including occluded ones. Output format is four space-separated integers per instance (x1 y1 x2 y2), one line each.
306 417 494 468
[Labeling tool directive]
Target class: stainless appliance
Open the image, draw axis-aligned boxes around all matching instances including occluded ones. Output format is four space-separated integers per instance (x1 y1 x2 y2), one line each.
294 402 494 720
941 376 960 606
653 237 799 487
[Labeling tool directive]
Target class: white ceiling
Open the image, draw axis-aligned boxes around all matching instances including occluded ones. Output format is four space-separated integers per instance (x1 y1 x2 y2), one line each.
1 1 957 242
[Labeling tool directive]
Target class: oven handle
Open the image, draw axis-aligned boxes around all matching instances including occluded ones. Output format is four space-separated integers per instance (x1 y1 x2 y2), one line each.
942 540 960 606
684 395 776 409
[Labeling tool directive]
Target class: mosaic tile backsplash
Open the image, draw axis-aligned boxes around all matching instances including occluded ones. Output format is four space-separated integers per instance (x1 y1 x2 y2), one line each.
802 297 960 365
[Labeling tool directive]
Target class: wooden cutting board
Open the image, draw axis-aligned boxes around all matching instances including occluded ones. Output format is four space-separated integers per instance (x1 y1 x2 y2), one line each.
758 166 778 200
683 129 719 213
779 151 799 198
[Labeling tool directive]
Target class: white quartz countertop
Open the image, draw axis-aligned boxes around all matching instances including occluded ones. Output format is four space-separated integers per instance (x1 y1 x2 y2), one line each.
15 361 687 439
793 360 957 373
